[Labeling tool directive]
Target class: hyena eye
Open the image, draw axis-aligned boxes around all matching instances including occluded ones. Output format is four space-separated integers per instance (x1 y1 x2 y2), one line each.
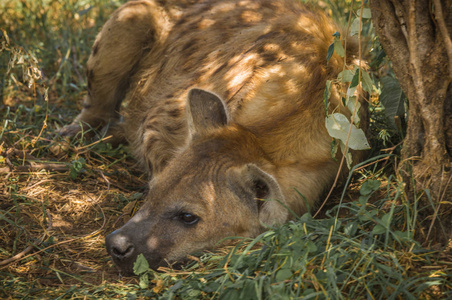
178 213 200 225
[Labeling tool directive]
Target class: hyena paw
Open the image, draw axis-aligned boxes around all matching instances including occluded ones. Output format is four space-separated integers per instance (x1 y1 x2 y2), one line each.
57 123 85 138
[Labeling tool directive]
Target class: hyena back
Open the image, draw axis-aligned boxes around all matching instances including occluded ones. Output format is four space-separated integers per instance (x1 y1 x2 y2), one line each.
61 0 366 274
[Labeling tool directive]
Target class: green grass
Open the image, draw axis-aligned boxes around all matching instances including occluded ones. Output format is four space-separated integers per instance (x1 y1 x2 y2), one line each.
131 164 450 299
1 0 451 299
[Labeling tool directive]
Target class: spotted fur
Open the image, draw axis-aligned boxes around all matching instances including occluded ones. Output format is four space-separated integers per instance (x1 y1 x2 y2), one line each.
61 0 367 274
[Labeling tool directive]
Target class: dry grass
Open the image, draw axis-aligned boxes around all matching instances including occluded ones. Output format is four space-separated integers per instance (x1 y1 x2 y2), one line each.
1 0 451 299
0 133 149 297
0 0 150 297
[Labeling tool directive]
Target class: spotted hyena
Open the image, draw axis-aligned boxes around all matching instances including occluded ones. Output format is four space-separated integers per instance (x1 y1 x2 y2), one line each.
61 0 367 275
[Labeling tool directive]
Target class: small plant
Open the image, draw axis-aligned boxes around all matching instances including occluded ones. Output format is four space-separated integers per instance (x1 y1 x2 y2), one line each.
69 157 86 179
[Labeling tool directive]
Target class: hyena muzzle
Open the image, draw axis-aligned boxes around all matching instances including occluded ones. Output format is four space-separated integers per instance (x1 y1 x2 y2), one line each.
61 0 367 275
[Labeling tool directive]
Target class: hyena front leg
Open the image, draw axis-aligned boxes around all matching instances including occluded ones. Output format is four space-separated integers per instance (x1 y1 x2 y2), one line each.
59 0 170 141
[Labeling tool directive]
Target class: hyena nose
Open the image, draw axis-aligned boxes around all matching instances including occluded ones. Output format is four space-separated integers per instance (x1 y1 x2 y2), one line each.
106 232 135 262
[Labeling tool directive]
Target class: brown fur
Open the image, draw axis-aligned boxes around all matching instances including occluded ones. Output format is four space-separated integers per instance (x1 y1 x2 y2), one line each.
61 0 366 274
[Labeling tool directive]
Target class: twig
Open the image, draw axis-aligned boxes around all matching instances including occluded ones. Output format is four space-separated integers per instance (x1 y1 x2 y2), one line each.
0 245 34 266
0 208 52 267
77 135 113 150
0 163 69 173
98 170 111 192
16 163 69 172
23 179 53 191
2 147 70 173
353 156 391 172
7 148 36 160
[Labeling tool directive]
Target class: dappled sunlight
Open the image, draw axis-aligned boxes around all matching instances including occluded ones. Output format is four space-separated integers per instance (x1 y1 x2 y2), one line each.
240 10 263 23
296 14 322 35
225 54 257 91
1 0 451 298
198 18 216 29
0 152 146 290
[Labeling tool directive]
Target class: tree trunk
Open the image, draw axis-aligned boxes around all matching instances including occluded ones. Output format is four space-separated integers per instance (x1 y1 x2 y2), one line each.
370 0 452 245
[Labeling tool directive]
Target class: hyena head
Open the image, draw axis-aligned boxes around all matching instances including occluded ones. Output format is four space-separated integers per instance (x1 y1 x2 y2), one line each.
105 89 288 275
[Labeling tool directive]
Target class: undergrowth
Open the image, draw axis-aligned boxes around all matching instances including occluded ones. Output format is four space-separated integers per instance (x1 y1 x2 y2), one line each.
129 164 451 299
0 0 451 299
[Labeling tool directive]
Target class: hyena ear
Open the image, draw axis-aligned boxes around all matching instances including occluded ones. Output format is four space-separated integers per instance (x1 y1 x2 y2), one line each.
241 164 289 226
186 88 229 137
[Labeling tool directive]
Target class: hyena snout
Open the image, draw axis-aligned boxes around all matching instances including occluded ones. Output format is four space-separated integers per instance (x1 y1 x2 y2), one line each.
106 231 135 261
105 231 138 274
105 226 166 275
105 217 171 274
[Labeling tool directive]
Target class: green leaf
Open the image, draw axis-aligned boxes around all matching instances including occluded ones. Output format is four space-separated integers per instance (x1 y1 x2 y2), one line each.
349 71 360 89
126 293 137 300
362 8 372 19
306 240 318 253
381 213 392 226
275 268 293 281
361 69 373 93
324 80 332 113
330 138 338 160
344 222 358 236
334 39 345 57
350 18 360 36
69 157 86 179
346 97 361 125
380 76 405 130
351 9 371 36
370 47 386 68
358 210 371 222
326 42 334 65
360 180 381 196
169 281 184 292
394 230 411 241
204 282 221 293
133 254 150 275
138 273 149 289
187 289 201 298
130 192 144 200
338 69 355 82
327 32 344 63
239 281 257 300
359 195 368 206
372 224 386 235
339 141 354 169
347 86 357 99
325 113 370 150
223 289 241 300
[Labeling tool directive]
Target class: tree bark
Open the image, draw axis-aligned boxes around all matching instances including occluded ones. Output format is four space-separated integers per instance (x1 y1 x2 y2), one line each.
370 0 452 245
